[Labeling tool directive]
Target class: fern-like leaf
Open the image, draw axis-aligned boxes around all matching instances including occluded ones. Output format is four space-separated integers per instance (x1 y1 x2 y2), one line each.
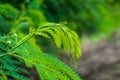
0 22 82 80
35 22 82 66
0 35 29 80
15 42 81 80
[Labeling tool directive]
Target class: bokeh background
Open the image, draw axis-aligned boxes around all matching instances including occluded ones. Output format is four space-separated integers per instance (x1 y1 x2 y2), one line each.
0 0 120 80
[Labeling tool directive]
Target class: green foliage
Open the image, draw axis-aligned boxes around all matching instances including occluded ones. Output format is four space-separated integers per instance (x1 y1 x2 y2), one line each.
0 35 29 80
1 0 120 37
1 0 120 79
45 0 119 37
0 22 82 80
41 0 120 35
16 43 80 80
36 22 81 65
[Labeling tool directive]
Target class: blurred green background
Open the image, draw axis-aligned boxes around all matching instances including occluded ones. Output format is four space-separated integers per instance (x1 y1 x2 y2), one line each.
0 0 120 36
0 0 120 80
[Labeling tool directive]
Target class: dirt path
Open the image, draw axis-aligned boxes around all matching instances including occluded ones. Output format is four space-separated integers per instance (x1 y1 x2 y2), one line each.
77 37 120 80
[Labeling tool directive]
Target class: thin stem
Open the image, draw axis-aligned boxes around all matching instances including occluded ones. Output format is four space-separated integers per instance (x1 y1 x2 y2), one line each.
0 51 24 60
8 54 24 60
0 51 15 57
0 53 8 57
11 29 36 51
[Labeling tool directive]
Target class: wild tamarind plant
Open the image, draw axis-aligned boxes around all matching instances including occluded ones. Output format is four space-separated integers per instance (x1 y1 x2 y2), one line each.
0 22 82 80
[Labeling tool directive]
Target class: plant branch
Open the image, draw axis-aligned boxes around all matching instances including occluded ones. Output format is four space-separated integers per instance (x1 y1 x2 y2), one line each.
0 51 15 57
0 51 24 60
11 29 36 51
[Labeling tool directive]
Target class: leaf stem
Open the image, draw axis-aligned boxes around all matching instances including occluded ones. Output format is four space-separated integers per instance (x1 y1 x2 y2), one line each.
0 51 15 57
11 29 36 51
0 51 24 60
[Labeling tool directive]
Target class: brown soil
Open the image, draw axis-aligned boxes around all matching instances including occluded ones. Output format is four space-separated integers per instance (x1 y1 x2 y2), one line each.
77 34 120 80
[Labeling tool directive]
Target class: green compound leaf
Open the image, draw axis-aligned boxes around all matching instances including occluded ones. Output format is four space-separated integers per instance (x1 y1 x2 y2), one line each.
0 22 82 80
0 35 29 80
15 43 82 80
35 22 82 66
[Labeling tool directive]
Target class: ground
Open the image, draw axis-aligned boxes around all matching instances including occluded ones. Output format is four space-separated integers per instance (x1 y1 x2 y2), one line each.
77 31 120 80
